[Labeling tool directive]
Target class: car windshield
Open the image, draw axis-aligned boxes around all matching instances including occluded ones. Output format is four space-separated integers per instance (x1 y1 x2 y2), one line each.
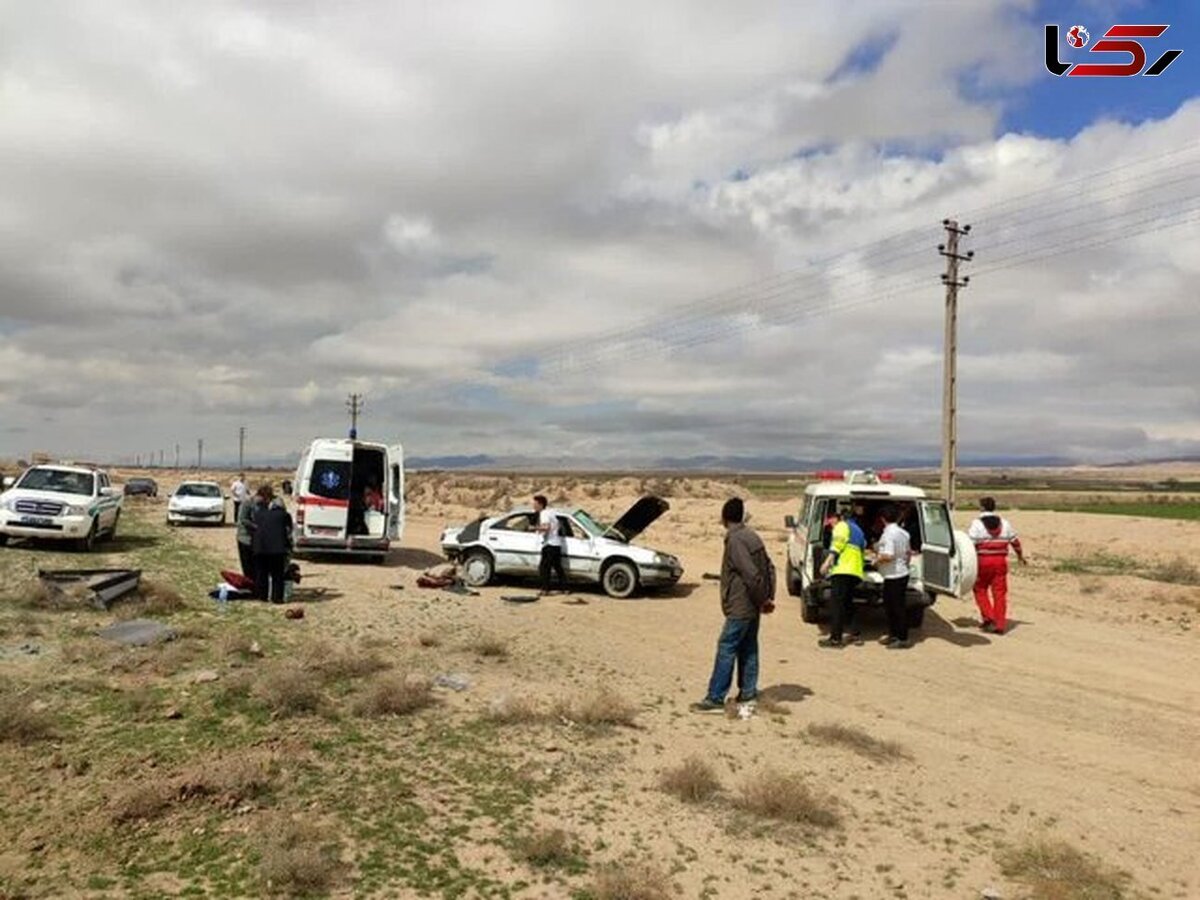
571 510 606 537
16 468 95 495
176 484 221 498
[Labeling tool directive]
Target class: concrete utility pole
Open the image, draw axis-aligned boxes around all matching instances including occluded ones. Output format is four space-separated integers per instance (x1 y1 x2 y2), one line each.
197 438 204 470
938 219 973 510
175 443 181 470
346 394 363 440
238 426 246 470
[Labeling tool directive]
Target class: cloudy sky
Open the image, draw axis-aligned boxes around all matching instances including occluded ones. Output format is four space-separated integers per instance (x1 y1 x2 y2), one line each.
1 0 1197 467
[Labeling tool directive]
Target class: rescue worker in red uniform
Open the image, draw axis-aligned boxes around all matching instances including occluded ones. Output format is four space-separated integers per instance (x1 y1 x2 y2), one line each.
967 497 1026 634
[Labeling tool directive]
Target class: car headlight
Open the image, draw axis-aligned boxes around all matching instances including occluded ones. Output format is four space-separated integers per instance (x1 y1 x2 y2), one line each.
64 503 88 516
0 496 17 512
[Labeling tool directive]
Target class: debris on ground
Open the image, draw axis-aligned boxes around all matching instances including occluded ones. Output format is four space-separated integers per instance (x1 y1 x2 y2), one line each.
701 572 720 580
97 618 177 646
38 568 142 610
434 673 471 692
191 669 220 684
284 607 305 620
981 888 1003 900
501 594 540 604
248 640 264 657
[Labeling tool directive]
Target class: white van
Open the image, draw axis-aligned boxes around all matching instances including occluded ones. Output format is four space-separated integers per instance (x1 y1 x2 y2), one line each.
291 438 405 560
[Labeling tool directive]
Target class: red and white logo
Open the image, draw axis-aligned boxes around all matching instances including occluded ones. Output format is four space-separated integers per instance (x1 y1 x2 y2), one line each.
1045 24 1182 76
1066 25 1090 49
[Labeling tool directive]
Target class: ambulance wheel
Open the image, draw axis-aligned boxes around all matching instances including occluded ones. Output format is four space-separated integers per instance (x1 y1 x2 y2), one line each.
905 605 926 629
462 550 494 587
801 599 821 624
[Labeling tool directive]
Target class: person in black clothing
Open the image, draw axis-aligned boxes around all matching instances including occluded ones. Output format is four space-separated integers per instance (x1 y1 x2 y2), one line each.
252 493 293 603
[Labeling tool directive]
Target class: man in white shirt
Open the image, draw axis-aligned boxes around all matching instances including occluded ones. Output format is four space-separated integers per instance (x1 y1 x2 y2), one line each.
873 505 913 649
533 494 566 594
230 473 248 524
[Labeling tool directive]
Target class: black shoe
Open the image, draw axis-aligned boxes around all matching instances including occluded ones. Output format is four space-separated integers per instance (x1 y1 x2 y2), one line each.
878 635 897 646
847 631 864 646
734 693 757 704
690 698 725 713
886 639 911 650
817 637 844 649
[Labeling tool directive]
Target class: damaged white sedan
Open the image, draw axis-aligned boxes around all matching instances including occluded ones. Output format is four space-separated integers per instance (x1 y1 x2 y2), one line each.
440 496 683 598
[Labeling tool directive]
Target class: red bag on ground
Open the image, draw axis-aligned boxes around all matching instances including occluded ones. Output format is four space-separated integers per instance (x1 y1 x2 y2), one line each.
220 570 255 591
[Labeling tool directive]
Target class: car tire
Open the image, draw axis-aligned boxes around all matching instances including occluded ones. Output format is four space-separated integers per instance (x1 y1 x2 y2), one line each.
801 599 821 623
905 605 926 629
0 534 8 547
79 519 98 552
461 549 494 587
601 560 638 599
786 563 802 597
220 515 227 527
106 511 120 541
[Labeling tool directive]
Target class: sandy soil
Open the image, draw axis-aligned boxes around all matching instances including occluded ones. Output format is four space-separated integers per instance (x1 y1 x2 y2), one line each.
165 481 1200 900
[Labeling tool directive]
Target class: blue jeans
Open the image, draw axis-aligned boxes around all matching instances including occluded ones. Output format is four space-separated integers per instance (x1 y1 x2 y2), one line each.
705 616 760 703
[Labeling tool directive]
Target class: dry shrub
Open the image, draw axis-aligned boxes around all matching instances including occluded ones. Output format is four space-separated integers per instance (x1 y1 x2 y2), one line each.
806 722 910 763
1147 556 1200 587
998 837 1128 900
301 641 390 682
658 756 721 803
417 632 442 648
7 579 79 611
1078 577 1105 596
111 752 277 823
145 638 205 677
557 686 638 729
124 580 187 617
591 862 674 900
257 663 324 717
469 634 510 660
512 827 579 870
259 819 342 896
220 632 261 662
486 695 545 725
0 691 57 744
353 674 434 718
734 768 839 828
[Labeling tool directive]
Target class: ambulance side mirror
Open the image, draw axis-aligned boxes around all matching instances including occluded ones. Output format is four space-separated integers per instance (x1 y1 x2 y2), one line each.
784 515 797 529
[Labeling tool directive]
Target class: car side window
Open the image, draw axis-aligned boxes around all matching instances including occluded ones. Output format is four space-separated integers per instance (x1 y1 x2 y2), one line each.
495 513 534 532
557 516 575 539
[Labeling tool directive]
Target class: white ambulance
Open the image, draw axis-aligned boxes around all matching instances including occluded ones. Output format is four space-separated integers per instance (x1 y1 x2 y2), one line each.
290 438 405 560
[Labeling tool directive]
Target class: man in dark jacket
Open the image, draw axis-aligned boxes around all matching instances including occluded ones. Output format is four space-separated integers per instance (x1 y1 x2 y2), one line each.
692 498 775 712
252 493 293 603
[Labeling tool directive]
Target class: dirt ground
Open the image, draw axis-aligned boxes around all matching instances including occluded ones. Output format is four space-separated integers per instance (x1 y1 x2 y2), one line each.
158 478 1200 900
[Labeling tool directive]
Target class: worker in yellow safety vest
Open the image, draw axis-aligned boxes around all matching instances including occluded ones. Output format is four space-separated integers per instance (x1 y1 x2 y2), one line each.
818 505 867 648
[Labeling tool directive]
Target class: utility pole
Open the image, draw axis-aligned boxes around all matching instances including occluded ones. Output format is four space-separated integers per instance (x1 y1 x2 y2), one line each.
197 438 204 470
938 219 973 510
159 449 164 467
238 426 246 470
174 443 180 470
346 393 363 440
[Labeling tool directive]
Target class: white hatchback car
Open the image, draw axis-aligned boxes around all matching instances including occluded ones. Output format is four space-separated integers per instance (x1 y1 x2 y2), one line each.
440 496 683 598
167 481 227 526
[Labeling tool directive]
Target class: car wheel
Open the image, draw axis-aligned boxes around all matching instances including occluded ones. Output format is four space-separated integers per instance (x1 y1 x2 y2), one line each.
220 515 227 526
905 604 926 629
0 534 8 547
786 563 802 597
601 560 638 599
461 550 494 587
106 511 120 540
801 600 821 623
78 519 98 552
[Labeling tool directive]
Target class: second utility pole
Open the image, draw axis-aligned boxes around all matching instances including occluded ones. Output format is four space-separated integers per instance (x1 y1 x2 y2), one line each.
346 393 363 440
938 219 972 510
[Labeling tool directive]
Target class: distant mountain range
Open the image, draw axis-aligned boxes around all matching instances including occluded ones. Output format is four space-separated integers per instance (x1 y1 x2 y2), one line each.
405 453 1080 472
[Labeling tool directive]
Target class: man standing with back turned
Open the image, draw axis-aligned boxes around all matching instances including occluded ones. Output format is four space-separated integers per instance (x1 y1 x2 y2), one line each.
693 498 775 713
968 497 1026 634
534 494 567 595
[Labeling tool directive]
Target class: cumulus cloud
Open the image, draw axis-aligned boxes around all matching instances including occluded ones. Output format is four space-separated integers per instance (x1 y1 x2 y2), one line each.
0 0 1195 465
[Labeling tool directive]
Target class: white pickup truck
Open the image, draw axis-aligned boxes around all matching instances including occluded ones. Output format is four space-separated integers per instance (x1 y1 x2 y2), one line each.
0 464 123 551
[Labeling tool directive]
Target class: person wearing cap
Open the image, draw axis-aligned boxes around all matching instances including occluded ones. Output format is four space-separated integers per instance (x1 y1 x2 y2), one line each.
692 498 776 713
817 503 867 647
968 496 1026 634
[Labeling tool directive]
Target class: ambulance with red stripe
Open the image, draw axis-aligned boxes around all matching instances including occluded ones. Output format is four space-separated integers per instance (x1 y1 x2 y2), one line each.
291 438 404 560
783 470 976 630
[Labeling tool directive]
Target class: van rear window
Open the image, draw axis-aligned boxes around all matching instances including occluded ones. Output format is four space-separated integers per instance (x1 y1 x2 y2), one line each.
309 461 351 500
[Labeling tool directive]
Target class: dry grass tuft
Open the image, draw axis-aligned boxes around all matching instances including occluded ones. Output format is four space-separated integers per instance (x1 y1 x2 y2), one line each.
1147 556 1200 587
591 862 674 900
0 690 57 744
111 752 277 823
6 579 78 611
998 836 1129 900
122 580 188 617
468 634 510 660
806 722 910 763
353 674 434 718
512 827 580 870
256 663 324 717
734 768 840 828
259 819 343 896
417 632 443 648
110 780 175 823
1078 576 1106 596
658 756 721 803
557 685 638 729
301 641 391 682
486 695 545 725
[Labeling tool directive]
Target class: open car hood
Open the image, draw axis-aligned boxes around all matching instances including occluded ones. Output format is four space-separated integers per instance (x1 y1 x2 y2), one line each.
604 496 670 543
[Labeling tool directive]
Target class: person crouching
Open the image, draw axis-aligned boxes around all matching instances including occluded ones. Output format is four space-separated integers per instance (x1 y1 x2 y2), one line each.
252 490 293 603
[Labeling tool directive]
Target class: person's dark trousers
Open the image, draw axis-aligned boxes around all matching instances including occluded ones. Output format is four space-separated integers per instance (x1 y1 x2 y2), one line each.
704 616 760 704
233 501 241 524
882 575 910 641
238 541 255 579
540 545 566 592
255 553 287 602
828 574 861 642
